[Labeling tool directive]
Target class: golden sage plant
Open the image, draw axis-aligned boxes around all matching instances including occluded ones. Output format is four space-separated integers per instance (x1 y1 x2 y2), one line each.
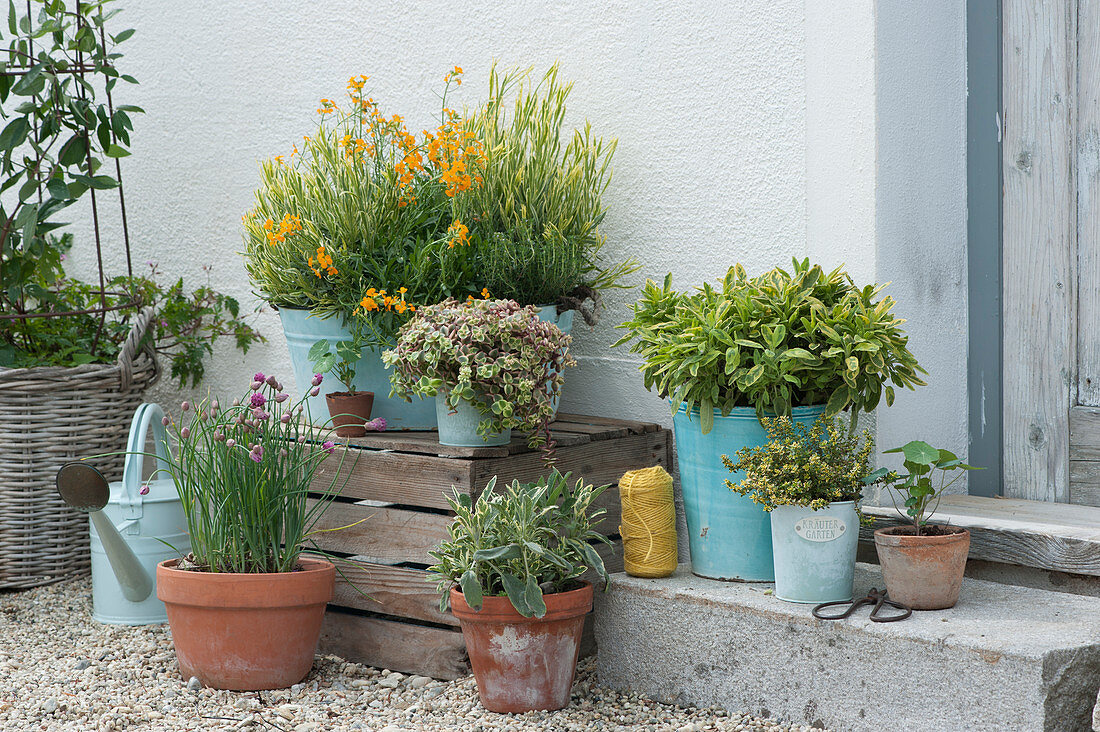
242 70 486 346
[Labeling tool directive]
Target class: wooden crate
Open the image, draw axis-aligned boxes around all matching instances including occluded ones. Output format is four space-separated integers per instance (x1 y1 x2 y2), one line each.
308 413 672 680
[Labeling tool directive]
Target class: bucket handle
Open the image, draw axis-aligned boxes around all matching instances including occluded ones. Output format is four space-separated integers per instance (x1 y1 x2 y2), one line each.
121 403 171 515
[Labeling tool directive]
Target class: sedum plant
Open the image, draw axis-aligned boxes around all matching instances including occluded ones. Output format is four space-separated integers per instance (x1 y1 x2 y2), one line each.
428 471 611 618
614 258 927 434
153 371 351 574
864 441 981 535
723 415 880 516
382 297 575 454
242 70 487 347
456 64 638 318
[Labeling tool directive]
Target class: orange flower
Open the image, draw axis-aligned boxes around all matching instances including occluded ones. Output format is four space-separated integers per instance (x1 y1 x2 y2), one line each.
480 288 490 299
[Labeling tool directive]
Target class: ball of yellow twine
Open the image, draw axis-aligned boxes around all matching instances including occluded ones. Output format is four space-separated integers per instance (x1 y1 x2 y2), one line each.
619 465 678 578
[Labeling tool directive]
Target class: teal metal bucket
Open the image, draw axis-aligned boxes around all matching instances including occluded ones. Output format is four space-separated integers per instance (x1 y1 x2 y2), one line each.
769 501 858 603
673 403 826 581
535 305 573 418
278 307 436 430
435 393 511 447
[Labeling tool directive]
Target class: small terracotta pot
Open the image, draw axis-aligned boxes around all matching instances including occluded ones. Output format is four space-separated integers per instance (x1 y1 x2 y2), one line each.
325 391 374 437
450 582 593 713
156 557 335 690
874 526 970 610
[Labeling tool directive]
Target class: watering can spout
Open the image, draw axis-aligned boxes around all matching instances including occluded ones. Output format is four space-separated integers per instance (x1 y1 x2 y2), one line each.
56 462 154 603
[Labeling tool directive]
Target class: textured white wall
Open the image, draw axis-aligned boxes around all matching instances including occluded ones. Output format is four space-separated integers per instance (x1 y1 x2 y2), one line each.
63 0 962 454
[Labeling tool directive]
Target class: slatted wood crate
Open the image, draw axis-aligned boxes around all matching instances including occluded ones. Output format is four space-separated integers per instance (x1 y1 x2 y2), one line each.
307 413 672 680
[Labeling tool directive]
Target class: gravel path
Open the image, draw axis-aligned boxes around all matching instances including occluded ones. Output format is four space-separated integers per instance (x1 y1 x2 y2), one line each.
0 579 823 731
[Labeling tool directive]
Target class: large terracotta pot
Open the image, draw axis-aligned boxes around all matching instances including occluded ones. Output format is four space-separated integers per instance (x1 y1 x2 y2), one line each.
874 526 970 610
156 557 335 690
449 582 592 713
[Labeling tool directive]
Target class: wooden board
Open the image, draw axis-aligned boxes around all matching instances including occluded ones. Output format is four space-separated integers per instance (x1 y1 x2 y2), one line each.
1002 0 1077 502
861 495 1100 576
1077 0 1100 407
313 449 475 509
1068 407 1100 504
319 610 468 680
329 557 456 627
307 500 454 564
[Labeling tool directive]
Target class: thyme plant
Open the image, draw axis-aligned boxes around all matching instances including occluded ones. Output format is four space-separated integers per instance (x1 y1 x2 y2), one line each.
428 471 611 618
614 258 927 434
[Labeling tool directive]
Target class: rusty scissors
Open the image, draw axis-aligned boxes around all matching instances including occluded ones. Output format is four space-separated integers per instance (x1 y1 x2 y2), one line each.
811 587 912 623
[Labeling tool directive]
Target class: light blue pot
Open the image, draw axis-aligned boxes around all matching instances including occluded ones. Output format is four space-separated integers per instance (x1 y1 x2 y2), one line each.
770 501 859 604
673 403 826 581
278 307 436 430
535 305 574 418
436 393 511 447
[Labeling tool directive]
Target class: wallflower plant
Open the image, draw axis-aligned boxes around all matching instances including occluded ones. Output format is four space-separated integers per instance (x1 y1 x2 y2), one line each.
723 415 882 518
614 258 927 434
428 471 611 618
382 298 575 458
243 70 487 347
149 372 353 574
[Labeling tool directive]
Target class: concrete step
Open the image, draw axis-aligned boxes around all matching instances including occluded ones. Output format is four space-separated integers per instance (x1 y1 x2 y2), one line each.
594 563 1100 731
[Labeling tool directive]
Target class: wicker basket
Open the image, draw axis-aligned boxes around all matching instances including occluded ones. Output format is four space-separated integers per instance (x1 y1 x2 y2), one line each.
0 308 160 589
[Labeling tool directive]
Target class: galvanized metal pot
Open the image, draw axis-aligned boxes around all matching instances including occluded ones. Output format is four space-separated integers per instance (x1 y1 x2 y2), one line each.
435 392 511 447
769 501 859 603
450 582 592 713
673 404 826 581
874 526 970 610
157 557 335 690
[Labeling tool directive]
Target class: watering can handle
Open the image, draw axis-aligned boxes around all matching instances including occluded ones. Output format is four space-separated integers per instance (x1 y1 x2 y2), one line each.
122 402 172 508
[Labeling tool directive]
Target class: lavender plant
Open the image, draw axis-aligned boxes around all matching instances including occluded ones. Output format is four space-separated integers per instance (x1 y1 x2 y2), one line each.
382 298 575 456
155 371 351 573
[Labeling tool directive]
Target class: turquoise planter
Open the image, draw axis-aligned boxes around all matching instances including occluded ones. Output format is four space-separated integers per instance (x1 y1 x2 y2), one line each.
535 305 573 418
435 393 511 447
278 308 436 430
770 502 859 603
673 403 826 581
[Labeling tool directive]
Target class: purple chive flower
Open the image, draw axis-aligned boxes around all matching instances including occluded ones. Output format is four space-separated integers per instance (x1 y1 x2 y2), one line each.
250 380 263 391
366 417 387 432
226 438 237 448
265 375 279 388
253 372 266 384
311 373 324 386
250 393 266 408
232 398 241 407
280 448 288 458
161 320 168 328
321 440 335 455
213 432 224 442
296 405 304 414
275 393 289 403
161 416 170 427
181 401 190 412
211 400 220 412
309 386 321 397
280 413 291 424
249 445 264 463
139 485 150 496
180 427 191 439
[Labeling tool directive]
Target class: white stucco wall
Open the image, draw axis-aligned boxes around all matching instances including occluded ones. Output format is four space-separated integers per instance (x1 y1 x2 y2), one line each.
61 0 963 461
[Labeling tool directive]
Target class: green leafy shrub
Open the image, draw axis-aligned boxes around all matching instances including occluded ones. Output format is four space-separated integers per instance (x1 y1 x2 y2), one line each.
455 64 638 316
613 258 927 433
723 416 879 514
865 441 981 534
427 471 611 618
382 298 575 453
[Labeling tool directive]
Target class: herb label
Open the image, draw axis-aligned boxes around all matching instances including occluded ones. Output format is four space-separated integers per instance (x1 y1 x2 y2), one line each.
794 516 846 542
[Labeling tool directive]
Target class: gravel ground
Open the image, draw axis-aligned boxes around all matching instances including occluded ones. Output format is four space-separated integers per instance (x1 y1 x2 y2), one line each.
0 579 824 731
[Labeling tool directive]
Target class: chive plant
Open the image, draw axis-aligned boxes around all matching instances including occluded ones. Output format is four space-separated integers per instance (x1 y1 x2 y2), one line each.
157 371 357 573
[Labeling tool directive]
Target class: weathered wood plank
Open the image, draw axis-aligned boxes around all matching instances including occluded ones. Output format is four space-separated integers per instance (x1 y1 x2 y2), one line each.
556 413 660 434
328 558 456 626
1078 0 1100 406
1002 0 1077 502
341 428 591 458
308 500 454 563
319 610 468 680
312 449 476 508
1070 406 1100 461
861 495 1100 575
472 431 671 496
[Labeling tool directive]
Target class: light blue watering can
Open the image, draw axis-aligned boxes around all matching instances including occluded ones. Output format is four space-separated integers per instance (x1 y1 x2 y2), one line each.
56 403 190 625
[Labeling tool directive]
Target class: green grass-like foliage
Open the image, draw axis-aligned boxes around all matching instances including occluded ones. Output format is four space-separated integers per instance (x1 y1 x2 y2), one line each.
613 258 927 434
156 372 351 573
428 471 611 618
383 298 575 455
723 415 879 514
458 64 638 307
864 441 981 535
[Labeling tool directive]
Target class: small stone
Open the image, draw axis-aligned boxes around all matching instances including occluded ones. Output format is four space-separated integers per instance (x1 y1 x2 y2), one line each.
73 658 91 670
186 676 202 691
41 698 58 714
422 687 445 700
275 705 295 721
406 675 431 689
377 676 400 689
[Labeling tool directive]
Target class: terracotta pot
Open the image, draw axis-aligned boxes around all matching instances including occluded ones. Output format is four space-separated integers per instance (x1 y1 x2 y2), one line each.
874 526 970 610
325 391 374 437
450 582 593 713
156 557 335 690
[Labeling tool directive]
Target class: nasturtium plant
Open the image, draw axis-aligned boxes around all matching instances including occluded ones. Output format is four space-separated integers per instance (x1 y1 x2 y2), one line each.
864 441 981 535
613 258 927 434
383 297 575 455
427 471 611 618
